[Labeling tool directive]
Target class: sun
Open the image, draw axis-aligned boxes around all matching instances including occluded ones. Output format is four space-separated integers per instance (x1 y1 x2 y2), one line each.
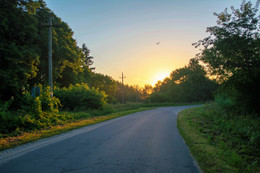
151 71 170 86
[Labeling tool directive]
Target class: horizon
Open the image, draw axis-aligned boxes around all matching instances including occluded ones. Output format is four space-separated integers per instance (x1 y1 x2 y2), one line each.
44 0 244 87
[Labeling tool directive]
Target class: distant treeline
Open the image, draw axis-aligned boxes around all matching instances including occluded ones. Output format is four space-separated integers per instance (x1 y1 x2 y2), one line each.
150 59 218 103
0 0 216 111
1 0 259 117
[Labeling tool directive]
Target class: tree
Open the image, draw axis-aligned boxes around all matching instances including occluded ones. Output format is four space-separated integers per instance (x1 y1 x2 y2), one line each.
0 0 95 109
142 84 153 102
193 0 260 114
0 0 40 101
82 43 95 70
32 3 93 88
150 59 218 103
88 73 117 103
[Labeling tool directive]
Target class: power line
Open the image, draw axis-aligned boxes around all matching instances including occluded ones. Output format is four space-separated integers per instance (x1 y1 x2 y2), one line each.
73 36 120 78
73 37 148 86
87 49 121 77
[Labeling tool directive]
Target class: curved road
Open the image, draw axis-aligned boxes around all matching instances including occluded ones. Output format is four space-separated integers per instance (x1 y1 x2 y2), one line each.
0 106 201 173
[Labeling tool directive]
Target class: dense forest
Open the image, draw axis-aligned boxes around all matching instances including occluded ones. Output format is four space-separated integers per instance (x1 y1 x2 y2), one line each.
0 0 259 135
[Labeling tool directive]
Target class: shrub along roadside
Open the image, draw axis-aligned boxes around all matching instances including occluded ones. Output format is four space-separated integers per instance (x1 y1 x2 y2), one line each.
177 104 260 173
54 83 107 111
0 102 203 151
0 85 66 135
0 83 107 136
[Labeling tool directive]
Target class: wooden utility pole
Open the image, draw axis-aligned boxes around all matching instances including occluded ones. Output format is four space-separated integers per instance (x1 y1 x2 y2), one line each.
136 85 138 104
120 72 126 104
48 15 53 97
42 13 59 97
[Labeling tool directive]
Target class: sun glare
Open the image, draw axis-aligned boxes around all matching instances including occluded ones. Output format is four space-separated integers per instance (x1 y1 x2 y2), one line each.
151 71 170 86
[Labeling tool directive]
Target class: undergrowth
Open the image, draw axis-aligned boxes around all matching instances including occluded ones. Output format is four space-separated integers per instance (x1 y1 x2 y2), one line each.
178 104 260 173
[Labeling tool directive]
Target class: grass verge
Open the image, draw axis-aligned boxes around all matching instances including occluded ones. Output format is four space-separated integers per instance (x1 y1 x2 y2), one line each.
177 104 260 173
0 107 154 151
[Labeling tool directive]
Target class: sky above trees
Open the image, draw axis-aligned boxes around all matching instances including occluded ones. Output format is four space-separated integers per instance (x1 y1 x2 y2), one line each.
44 0 244 86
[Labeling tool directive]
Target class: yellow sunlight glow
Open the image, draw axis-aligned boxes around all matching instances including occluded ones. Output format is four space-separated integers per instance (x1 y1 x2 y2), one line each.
151 71 170 86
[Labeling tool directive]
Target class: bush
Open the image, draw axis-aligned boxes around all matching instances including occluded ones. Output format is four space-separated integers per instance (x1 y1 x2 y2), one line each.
54 83 107 111
39 86 60 113
215 93 236 111
0 113 21 134
0 84 106 135
0 86 65 134
19 85 60 116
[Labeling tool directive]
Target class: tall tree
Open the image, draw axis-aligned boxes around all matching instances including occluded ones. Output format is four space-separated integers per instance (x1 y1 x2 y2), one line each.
193 0 260 113
0 0 40 101
81 43 95 70
33 3 93 87
0 0 95 102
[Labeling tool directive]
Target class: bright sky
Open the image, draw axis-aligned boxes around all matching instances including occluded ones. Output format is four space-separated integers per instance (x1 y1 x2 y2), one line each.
44 0 245 86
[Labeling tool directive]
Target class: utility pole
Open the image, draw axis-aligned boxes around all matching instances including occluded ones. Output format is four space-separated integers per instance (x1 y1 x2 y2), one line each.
42 13 59 97
136 85 138 104
120 72 126 104
48 15 53 97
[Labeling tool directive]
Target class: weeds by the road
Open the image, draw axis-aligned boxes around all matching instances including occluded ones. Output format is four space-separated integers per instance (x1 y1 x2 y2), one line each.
178 104 260 173
0 107 154 151
0 102 202 151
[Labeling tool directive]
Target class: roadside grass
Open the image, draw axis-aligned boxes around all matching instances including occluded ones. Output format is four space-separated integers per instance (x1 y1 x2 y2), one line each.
0 102 204 151
177 104 260 173
0 107 154 151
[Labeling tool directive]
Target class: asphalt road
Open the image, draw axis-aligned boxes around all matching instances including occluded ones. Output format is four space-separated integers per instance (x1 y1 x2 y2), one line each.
0 106 201 173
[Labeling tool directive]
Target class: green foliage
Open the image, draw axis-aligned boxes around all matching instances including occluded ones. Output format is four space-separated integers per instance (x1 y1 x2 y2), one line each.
39 86 60 113
198 104 260 171
33 97 42 116
0 0 145 108
0 100 21 134
179 104 260 172
0 0 94 102
54 83 107 111
194 1 260 115
0 0 40 101
214 87 237 111
0 85 65 134
19 85 60 115
88 73 117 103
194 1 260 77
34 4 93 88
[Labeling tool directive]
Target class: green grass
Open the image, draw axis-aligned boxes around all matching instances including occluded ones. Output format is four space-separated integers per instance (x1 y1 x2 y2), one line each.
0 102 204 151
0 107 154 151
177 104 260 173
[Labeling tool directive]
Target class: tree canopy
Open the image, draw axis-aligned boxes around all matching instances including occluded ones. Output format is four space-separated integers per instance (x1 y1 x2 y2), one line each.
194 0 260 114
0 0 93 102
150 59 218 103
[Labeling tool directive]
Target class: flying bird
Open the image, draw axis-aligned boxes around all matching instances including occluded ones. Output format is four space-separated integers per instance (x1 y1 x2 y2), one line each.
156 41 160 45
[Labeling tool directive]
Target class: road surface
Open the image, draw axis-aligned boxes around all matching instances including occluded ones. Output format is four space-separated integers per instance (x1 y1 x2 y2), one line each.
0 106 201 173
